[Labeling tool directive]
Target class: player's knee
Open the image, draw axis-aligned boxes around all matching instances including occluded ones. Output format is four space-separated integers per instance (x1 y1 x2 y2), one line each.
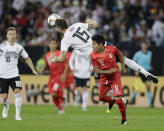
14 88 21 94
99 96 105 101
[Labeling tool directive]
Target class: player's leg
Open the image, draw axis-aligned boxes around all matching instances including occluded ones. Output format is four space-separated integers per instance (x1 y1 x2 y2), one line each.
124 57 158 84
111 77 127 125
99 84 114 104
10 76 22 120
81 78 90 111
74 77 82 106
145 80 152 107
0 78 10 118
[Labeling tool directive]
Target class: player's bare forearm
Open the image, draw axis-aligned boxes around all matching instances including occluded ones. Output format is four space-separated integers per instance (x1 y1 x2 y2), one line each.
52 51 66 63
94 66 117 74
86 19 98 29
25 57 38 75
118 52 126 74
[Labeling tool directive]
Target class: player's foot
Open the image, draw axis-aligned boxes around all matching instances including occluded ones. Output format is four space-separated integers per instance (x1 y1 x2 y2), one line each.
15 116 22 120
2 105 9 118
121 119 127 126
58 110 65 114
146 73 158 84
82 107 87 111
106 100 115 114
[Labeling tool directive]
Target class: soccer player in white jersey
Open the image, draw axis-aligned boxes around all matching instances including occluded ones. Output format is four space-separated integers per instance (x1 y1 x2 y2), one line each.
0 27 38 120
49 18 158 84
69 50 92 111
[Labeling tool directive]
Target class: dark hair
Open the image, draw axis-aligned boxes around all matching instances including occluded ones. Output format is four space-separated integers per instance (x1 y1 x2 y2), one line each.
55 19 68 29
6 27 16 33
91 34 105 46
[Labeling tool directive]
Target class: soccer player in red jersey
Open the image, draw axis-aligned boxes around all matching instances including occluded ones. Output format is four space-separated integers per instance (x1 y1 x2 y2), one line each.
90 34 127 125
40 40 65 114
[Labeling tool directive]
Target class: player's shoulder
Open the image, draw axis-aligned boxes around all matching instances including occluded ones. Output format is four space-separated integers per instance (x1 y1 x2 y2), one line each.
45 51 50 57
14 42 24 49
105 45 117 50
0 41 7 47
90 51 97 58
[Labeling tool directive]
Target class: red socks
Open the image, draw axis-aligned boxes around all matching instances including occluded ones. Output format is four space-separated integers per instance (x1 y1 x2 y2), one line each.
53 97 63 111
116 99 126 120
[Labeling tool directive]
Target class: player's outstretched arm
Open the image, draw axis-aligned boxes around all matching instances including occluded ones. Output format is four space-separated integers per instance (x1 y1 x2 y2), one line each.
118 51 126 74
25 57 38 75
86 19 98 29
51 51 67 63
94 66 117 74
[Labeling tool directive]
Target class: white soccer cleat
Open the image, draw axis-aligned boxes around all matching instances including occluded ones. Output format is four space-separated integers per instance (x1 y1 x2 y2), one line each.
58 110 65 114
2 105 9 118
82 107 87 111
15 116 22 120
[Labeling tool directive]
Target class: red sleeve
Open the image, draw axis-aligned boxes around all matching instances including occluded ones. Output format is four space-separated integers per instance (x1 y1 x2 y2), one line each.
64 52 71 63
45 54 49 67
90 53 97 67
111 46 120 56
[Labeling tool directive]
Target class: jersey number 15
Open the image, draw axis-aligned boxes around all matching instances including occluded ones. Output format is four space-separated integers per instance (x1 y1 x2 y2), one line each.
72 27 90 43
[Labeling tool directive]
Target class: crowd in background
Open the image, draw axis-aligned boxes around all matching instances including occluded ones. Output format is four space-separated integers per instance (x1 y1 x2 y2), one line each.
0 0 164 48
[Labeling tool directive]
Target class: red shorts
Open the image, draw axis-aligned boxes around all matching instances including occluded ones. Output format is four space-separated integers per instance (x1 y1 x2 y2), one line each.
63 75 75 91
47 79 64 94
99 73 123 97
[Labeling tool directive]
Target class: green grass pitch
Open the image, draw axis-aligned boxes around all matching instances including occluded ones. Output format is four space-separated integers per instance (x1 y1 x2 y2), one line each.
0 105 163 131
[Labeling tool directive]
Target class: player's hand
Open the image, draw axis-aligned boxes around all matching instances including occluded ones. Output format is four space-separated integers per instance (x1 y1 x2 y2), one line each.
33 70 38 75
61 74 66 82
40 66 45 74
108 68 117 74
48 56 56 63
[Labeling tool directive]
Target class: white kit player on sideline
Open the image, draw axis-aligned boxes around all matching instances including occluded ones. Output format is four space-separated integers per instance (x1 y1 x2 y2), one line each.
49 18 158 84
69 50 92 111
0 27 38 120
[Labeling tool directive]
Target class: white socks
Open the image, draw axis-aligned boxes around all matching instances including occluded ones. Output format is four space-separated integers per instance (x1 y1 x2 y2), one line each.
74 90 80 106
82 90 88 111
15 94 22 117
124 57 149 76
1 98 9 109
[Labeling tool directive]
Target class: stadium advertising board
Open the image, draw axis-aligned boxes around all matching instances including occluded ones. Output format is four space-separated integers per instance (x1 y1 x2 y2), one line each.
7 75 164 107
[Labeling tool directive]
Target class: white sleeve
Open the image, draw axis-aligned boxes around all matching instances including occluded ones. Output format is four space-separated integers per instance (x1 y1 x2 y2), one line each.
61 38 70 52
69 51 76 70
20 47 28 58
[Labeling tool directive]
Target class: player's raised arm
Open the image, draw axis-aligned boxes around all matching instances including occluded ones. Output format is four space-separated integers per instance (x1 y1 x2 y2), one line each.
25 57 38 75
86 19 98 29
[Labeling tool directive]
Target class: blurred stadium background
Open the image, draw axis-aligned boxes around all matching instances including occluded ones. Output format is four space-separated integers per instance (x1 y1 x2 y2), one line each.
0 0 164 130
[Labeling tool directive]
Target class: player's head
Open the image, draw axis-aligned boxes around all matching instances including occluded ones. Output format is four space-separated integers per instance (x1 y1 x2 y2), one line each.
48 39 59 51
55 19 68 34
140 41 148 51
6 27 17 42
91 34 105 52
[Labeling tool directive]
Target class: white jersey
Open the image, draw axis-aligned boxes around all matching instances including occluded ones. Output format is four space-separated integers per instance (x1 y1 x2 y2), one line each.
69 50 92 79
61 23 93 56
0 41 28 79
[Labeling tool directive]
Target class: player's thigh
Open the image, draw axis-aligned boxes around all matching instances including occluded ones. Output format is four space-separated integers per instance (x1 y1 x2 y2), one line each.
99 81 111 97
0 78 10 96
111 80 123 97
9 76 22 93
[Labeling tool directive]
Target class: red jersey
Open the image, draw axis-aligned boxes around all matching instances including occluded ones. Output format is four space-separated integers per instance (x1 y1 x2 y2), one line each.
45 50 65 80
90 46 120 80
65 52 72 77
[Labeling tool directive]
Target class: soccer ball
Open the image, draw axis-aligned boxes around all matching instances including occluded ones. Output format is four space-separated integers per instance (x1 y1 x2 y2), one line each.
48 13 61 26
